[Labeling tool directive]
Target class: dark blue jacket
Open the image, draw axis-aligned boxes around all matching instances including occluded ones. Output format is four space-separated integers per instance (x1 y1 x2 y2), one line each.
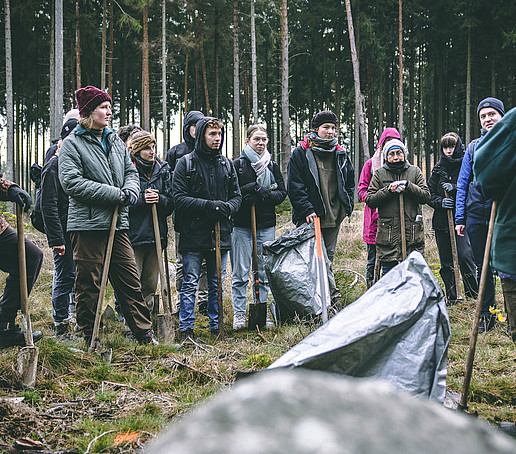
455 131 492 226
287 140 355 226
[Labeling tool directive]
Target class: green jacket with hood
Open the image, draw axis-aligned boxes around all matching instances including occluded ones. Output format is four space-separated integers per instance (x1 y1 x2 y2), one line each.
59 125 139 231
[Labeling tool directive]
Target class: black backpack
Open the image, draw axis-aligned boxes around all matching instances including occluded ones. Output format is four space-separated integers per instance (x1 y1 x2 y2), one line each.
29 163 45 234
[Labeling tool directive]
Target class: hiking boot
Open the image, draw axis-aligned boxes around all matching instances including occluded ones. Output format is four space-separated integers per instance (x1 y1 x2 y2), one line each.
198 300 208 316
366 279 373 289
139 330 159 345
0 322 43 349
179 328 194 341
478 315 496 333
233 313 246 331
55 322 69 338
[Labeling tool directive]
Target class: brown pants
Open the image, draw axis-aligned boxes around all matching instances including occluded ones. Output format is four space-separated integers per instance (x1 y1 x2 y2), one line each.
70 230 152 339
501 278 516 344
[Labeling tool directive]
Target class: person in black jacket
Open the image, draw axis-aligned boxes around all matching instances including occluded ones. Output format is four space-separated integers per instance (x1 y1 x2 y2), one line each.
128 131 174 310
427 133 478 304
41 110 80 338
287 110 355 302
172 117 242 338
165 110 208 315
231 125 287 330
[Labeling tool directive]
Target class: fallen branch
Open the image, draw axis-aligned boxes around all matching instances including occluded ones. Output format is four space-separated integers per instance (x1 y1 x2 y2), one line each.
85 430 116 454
171 359 217 381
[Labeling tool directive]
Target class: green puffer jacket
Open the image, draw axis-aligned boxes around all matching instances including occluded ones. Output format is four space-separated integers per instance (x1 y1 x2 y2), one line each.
59 126 139 231
365 162 430 262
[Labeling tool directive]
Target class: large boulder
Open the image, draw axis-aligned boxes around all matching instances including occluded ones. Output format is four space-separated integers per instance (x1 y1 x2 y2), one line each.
148 370 516 454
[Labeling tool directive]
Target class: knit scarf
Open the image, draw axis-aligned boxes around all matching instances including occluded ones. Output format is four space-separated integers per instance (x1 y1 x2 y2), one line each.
134 155 155 179
308 132 338 153
242 144 275 189
386 160 406 172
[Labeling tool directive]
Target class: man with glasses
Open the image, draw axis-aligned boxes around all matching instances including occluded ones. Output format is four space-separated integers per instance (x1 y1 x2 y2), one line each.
455 97 505 333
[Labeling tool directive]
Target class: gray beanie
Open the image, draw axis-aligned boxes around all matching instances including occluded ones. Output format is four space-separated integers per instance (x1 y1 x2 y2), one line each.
477 97 505 119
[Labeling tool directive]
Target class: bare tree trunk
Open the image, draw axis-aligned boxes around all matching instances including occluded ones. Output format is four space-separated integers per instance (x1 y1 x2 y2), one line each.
200 35 211 114
142 2 151 131
213 7 219 117
75 0 81 90
55 0 64 137
5 0 14 180
398 0 403 137
244 69 250 128
344 0 369 160
250 0 258 123
162 0 168 153
233 0 240 159
280 0 291 171
108 0 113 99
465 29 472 145
184 48 189 114
50 8 55 139
101 0 107 90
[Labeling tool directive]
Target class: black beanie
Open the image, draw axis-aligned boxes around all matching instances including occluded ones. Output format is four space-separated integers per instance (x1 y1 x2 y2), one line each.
477 97 505 119
311 110 338 129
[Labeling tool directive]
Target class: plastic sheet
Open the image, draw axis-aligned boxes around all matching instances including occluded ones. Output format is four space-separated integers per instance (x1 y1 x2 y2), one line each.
269 251 450 402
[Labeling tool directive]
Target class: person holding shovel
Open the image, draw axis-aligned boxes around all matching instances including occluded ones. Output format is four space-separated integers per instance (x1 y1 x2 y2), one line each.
231 125 287 331
428 133 478 304
0 178 44 349
127 130 174 311
473 106 516 342
59 86 157 346
172 117 241 339
365 139 430 276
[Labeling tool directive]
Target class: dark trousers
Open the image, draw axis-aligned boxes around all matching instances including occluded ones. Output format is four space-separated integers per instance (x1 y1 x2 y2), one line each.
70 230 152 339
0 226 43 323
435 229 478 301
381 261 398 276
366 243 376 281
52 233 76 324
466 220 496 317
501 278 516 343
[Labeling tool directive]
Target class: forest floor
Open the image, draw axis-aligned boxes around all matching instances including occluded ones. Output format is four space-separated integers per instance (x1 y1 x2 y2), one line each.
0 204 515 453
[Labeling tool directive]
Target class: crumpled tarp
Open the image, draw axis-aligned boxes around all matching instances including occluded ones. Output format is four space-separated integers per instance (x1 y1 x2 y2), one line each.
262 223 331 322
268 251 450 402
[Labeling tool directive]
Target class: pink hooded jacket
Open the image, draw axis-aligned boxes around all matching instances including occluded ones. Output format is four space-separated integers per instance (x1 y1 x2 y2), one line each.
357 127 401 244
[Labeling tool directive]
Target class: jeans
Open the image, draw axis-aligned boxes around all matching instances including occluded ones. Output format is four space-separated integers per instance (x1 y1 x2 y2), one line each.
52 234 76 324
366 243 376 282
381 261 398 276
321 223 341 300
175 232 208 303
467 220 496 317
180 251 228 331
230 226 275 316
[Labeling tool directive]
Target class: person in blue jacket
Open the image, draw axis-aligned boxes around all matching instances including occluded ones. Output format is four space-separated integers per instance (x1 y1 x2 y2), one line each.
455 97 505 333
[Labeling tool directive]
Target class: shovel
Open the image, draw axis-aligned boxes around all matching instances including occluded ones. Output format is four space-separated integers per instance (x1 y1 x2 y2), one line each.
151 202 175 344
314 217 329 323
459 200 497 412
399 192 407 260
88 205 118 362
445 189 463 301
215 221 224 337
15 204 39 389
248 205 266 331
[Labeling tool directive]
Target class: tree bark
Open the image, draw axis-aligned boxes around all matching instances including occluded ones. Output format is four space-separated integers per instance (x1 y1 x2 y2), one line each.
5 0 14 180
75 0 81 90
213 6 219 117
162 0 168 153
250 0 258 123
398 0 403 137
142 2 151 131
184 48 189 114
108 0 114 99
50 8 55 140
233 0 240 158
200 35 211 114
465 28 472 145
101 0 107 90
280 0 291 171
55 0 64 137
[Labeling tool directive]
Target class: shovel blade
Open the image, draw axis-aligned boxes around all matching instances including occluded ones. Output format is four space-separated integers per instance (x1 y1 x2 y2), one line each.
248 303 267 331
157 313 175 344
16 346 39 389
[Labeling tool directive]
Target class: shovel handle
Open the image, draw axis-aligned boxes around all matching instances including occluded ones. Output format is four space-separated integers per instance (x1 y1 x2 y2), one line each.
151 203 172 313
445 190 463 300
16 204 34 348
215 221 224 336
399 192 407 260
250 205 260 304
314 217 329 323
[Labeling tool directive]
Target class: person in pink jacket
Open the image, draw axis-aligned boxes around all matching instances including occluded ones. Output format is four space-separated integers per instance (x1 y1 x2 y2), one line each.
357 127 401 288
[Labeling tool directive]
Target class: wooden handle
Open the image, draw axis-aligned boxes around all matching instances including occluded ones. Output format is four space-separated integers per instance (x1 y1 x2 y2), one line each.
250 205 260 304
399 192 407 260
152 203 171 313
215 221 224 336
445 190 463 300
314 217 328 323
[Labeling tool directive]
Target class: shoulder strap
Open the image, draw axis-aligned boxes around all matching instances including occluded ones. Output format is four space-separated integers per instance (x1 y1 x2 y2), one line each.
185 153 195 178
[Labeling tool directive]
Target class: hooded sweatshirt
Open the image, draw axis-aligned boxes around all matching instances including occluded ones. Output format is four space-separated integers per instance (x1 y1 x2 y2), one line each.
165 110 204 171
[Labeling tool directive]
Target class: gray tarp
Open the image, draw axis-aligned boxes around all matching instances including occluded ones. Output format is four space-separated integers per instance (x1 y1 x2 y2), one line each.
262 223 331 322
269 251 450 402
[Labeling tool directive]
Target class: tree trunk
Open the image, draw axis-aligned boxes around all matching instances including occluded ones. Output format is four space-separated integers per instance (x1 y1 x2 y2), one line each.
244 69 250 129
200 35 211 114
250 0 258 123
108 0 114 99
280 0 291 171
50 8 55 140
120 37 128 125
184 48 189 114
101 0 107 90
465 29 472 145
162 0 168 153
5 0 14 181
366 53 374 157
142 2 151 131
213 6 219 117
344 0 369 160
75 0 81 90
398 0 403 137
55 0 64 137
233 0 240 159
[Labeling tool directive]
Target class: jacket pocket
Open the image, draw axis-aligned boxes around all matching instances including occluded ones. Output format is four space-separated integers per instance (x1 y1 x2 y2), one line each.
408 217 424 246
376 218 393 245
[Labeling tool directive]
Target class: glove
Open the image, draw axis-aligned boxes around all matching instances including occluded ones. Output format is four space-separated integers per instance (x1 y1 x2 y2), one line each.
7 186 32 212
206 200 231 219
441 197 454 209
441 182 455 194
119 189 138 206
255 184 271 200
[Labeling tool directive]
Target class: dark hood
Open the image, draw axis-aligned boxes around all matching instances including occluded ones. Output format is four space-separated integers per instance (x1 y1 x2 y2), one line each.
194 117 225 161
183 110 205 150
61 118 78 139
438 135 465 174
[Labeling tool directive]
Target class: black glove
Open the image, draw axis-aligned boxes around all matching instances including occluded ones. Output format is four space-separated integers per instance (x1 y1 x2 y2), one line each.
7 186 32 212
255 184 271 200
206 200 231 219
441 182 455 194
119 189 138 206
441 197 454 209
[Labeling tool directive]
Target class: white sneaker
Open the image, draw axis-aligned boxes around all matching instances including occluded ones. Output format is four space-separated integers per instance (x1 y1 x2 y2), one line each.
266 314 275 329
233 313 246 331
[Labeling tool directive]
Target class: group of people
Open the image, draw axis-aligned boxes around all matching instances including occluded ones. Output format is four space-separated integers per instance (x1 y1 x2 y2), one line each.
0 85 514 349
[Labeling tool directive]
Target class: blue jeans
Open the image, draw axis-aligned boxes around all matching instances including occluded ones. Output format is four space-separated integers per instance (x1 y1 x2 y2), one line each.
180 251 228 331
381 261 398 277
52 234 76 324
467 220 496 317
230 226 275 316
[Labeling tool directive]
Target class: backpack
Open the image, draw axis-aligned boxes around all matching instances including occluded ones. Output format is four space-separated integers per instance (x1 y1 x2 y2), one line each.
184 152 231 181
29 163 46 234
